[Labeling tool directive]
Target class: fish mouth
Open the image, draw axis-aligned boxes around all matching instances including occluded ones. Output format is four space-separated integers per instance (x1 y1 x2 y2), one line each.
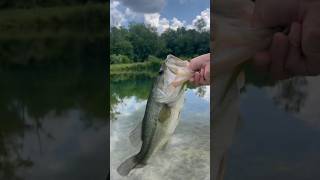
165 62 178 74
155 55 192 103
165 57 189 73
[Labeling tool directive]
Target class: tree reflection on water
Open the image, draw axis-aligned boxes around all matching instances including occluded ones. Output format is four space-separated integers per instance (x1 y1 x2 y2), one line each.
271 77 308 113
0 36 106 179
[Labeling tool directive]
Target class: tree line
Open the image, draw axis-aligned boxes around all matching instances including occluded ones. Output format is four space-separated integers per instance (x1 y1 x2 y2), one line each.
110 23 210 64
0 0 104 9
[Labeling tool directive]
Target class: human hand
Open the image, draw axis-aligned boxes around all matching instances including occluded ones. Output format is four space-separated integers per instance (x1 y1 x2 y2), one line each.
188 53 210 86
252 0 320 80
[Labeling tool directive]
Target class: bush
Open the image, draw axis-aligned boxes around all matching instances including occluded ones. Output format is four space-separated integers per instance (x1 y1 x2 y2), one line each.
110 54 131 64
147 55 161 62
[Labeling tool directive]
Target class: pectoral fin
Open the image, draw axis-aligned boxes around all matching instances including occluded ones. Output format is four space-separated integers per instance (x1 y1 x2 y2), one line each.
159 105 171 122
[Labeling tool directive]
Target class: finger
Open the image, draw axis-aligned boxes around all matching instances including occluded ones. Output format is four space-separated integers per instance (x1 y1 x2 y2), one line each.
188 60 200 72
188 54 210 71
194 72 200 86
285 22 307 75
204 63 210 84
204 63 210 82
253 51 271 75
199 75 206 85
301 4 320 75
189 74 197 86
199 68 206 85
270 32 290 80
253 0 299 28
200 68 205 79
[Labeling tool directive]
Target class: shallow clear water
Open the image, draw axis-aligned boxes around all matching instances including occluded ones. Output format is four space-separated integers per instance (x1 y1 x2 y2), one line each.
225 76 320 180
110 77 210 180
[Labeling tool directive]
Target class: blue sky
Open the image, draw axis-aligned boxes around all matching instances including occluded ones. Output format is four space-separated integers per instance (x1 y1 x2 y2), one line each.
110 0 210 33
161 0 210 25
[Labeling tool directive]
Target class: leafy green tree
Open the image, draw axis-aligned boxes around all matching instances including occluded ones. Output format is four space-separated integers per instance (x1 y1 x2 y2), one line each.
110 54 131 64
194 18 207 32
161 27 209 57
0 0 106 9
110 27 134 59
110 23 210 63
128 24 159 61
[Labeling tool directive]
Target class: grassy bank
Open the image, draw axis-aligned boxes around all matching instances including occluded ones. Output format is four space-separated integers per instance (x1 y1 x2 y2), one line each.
110 60 162 77
110 56 195 76
110 56 196 82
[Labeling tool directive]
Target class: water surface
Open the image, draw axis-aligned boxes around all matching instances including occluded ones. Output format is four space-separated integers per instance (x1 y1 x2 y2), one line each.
110 76 210 180
0 33 107 180
225 75 320 180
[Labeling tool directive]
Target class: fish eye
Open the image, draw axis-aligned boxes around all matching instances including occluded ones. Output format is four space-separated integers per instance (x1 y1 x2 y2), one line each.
159 66 164 75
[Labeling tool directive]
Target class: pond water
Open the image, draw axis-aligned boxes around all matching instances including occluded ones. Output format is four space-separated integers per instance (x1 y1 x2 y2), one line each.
0 32 107 180
110 76 210 180
225 75 320 180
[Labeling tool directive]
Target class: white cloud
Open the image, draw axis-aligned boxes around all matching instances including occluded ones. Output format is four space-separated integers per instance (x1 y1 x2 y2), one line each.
143 8 210 34
144 13 171 34
125 7 139 20
192 86 210 102
170 17 186 30
111 0 210 33
113 96 147 116
189 8 210 31
110 0 119 7
117 0 165 13
144 13 161 28
158 18 170 33
110 1 125 28
111 1 144 28
144 14 187 34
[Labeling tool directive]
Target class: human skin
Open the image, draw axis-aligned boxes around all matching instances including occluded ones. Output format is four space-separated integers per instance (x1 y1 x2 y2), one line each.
252 0 320 79
188 53 210 86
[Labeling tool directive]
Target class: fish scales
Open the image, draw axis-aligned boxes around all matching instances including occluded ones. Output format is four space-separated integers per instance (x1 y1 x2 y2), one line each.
117 55 193 176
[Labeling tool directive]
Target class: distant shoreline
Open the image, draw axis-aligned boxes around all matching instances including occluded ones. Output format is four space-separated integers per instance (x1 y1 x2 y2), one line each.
110 61 161 77
0 3 108 34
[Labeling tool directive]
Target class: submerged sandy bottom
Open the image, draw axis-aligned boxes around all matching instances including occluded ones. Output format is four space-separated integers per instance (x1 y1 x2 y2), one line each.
110 88 210 180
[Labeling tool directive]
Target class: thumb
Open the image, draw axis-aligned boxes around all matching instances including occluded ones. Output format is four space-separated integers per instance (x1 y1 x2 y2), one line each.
188 53 210 71
204 63 210 80
188 59 202 71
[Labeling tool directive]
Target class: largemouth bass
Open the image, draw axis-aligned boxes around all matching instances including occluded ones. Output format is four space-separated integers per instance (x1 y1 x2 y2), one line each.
212 0 275 179
117 55 193 176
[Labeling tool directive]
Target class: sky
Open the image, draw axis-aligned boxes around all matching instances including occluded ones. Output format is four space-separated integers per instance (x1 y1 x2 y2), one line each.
110 0 210 34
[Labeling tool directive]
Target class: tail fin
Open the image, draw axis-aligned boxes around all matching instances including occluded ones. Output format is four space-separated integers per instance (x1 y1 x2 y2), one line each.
117 155 139 176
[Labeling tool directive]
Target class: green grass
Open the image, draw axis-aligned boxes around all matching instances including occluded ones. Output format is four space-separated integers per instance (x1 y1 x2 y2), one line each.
110 60 162 75
109 56 197 83
110 56 196 77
